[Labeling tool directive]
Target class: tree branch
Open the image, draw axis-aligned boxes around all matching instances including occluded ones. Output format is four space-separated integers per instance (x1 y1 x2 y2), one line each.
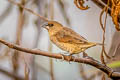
0 38 120 79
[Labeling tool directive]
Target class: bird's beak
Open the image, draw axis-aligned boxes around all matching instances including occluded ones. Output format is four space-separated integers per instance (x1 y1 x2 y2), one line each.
41 22 49 30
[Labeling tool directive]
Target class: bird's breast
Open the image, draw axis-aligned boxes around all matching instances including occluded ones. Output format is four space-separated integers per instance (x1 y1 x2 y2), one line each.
50 36 82 53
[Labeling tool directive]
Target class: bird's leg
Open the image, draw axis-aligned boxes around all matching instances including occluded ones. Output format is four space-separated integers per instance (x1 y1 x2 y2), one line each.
83 52 88 58
81 48 88 58
82 52 94 60
67 55 72 64
67 53 76 63
67 54 72 63
60 53 73 63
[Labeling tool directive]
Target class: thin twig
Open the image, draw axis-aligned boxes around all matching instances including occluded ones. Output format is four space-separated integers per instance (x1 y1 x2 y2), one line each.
100 6 108 65
31 0 45 79
0 3 13 24
100 0 111 65
49 0 55 80
57 0 70 26
101 74 105 80
23 56 29 80
91 0 111 16
8 0 49 22
12 0 25 80
79 64 96 80
0 68 24 80
0 39 120 79
79 64 88 80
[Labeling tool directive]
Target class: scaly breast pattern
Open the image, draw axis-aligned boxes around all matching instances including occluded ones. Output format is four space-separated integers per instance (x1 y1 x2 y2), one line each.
50 36 83 54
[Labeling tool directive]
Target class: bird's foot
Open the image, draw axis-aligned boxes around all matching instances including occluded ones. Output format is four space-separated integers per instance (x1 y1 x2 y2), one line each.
59 52 66 62
67 55 72 64
66 54 75 64
59 53 75 63
59 52 70 61
60 54 65 62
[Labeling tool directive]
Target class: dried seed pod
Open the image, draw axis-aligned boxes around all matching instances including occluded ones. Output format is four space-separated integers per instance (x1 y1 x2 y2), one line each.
74 0 89 10
111 0 120 31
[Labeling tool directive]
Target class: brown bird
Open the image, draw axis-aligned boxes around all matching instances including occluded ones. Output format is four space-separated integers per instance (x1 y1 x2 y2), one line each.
42 21 102 56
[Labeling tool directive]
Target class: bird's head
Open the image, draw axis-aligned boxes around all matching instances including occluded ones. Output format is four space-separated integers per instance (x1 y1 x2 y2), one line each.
41 21 63 35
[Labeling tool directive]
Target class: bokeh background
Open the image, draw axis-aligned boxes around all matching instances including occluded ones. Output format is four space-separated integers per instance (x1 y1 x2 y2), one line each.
0 0 119 80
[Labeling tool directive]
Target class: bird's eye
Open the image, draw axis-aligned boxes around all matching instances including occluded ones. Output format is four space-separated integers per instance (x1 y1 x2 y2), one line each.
48 24 54 27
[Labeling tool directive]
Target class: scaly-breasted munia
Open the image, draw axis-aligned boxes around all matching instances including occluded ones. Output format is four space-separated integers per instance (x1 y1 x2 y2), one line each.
42 21 101 56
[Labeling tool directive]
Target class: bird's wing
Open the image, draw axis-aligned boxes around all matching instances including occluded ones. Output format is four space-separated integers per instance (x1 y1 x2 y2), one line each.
54 27 88 44
63 27 87 41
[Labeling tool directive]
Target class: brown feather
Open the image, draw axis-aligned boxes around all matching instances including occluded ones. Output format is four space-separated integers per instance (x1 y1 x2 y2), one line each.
54 27 88 44
63 27 87 41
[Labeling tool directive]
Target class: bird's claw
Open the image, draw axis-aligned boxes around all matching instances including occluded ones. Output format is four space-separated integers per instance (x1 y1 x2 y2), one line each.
59 52 70 61
59 53 76 63
59 53 65 62
67 55 76 63
61 54 65 61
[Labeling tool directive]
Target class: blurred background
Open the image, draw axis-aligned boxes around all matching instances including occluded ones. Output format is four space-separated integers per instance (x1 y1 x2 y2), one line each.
0 0 120 80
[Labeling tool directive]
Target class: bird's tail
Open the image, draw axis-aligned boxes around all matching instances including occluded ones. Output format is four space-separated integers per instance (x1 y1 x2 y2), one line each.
89 42 104 46
95 43 105 46
85 42 104 49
